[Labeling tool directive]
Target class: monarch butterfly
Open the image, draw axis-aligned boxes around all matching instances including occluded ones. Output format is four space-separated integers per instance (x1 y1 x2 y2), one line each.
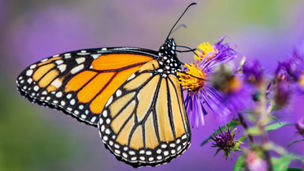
16 3 196 167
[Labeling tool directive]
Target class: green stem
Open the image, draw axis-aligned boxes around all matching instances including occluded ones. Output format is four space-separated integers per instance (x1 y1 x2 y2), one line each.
259 86 273 171
237 112 254 143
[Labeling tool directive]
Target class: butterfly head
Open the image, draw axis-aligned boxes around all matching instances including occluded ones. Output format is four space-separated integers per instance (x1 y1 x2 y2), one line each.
157 38 182 76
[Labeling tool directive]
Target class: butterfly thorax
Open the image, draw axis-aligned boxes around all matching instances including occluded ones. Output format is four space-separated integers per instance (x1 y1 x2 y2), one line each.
157 38 182 77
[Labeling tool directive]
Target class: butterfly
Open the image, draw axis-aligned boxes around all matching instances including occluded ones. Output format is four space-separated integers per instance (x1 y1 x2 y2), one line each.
16 3 196 167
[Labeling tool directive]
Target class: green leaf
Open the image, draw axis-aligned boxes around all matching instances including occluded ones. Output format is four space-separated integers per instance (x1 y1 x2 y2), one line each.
286 168 303 171
272 157 292 171
288 139 304 147
265 121 291 131
234 136 247 150
246 126 261 135
272 154 300 171
201 119 240 146
233 155 245 171
239 135 247 142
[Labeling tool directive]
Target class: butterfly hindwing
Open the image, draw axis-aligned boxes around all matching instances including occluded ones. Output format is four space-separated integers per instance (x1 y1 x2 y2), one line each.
98 59 191 167
17 48 154 126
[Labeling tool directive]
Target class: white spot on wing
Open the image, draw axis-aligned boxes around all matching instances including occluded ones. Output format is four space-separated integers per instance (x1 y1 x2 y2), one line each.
127 74 135 81
57 64 67 72
70 99 75 105
71 64 84 74
66 93 72 99
64 53 71 59
105 96 113 107
116 89 122 97
91 54 100 59
26 70 33 76
51 79 62 88
60 100 65 106
30 64 36 69
91 116 96 122
55 60 64 65
77 50 90 55
33 85 39 91
103 110 108 117
76 57 85 64
129 151 135 155
27 78 33 84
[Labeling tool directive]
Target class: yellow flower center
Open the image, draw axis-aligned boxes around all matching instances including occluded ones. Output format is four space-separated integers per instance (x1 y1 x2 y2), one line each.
299 72 304 87
177 63 206 92
195 42 218 61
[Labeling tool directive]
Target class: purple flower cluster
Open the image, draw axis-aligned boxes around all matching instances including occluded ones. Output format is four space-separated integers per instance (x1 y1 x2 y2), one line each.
180 38 304 128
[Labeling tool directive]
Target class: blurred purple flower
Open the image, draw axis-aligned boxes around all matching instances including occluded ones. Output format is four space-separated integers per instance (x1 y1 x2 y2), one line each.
293 41 304 60
245 151 267 171
273 63 291 109
296 118 304 137
211 65 253 114
177 38 238 127
242 59 264 87
284 58 303 82
280 42 304 92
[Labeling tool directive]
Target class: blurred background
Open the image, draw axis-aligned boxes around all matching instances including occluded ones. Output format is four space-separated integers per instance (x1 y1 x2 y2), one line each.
1 0 304 170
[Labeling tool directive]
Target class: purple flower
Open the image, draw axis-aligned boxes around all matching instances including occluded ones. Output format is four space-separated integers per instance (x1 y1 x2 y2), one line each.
273 63 291 109
177 38 238 127
210 127 240 159
242 59 264 87
195 37 237 70
245 151 267 171
279 42 304 92
293 41 304 60
283 58 303 82
211 65 253 113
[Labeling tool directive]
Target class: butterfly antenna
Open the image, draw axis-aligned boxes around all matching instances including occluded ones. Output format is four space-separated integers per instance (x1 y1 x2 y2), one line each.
165 2 197 40
171 24 187 35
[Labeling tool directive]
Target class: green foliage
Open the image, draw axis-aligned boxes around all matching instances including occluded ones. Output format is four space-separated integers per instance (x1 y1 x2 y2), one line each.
245 122 291 136
233 155 245 171
271 154 304 171
265 122 291 131
286 168 304 171
0 85 81 171
272 155 295 171
246 126 262 136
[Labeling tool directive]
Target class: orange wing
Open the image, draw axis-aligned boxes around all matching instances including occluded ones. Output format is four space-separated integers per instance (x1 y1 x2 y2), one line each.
17 49 154 126
97 60 191 167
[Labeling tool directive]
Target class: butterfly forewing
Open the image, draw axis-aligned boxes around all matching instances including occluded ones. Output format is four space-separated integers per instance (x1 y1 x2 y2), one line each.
16 48 154 126
98 59 191 167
